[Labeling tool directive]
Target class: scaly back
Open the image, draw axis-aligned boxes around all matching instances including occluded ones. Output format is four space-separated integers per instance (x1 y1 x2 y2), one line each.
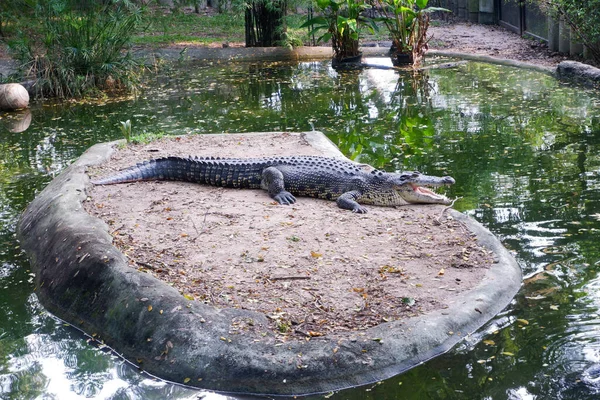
91 155 374 189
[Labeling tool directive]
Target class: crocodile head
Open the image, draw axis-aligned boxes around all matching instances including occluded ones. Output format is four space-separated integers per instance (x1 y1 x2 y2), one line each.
392 171 455 205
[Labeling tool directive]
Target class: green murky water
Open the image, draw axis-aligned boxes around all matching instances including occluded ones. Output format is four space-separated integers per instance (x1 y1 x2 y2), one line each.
2 57 600 399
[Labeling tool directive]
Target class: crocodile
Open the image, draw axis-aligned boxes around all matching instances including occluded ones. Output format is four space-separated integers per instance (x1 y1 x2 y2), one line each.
92 155 455 213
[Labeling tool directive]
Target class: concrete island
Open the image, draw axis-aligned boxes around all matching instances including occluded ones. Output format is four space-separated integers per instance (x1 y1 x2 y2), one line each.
17 131 522 396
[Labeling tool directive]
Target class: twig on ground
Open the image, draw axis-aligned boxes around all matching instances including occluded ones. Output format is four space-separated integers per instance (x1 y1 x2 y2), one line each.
135 260 157 270
190 209 209 240
269 276 311 281
434 196 462 225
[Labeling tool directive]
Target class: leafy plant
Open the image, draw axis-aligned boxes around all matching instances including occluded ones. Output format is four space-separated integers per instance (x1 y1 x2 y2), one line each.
6 0 145 99
245 0 287 47
376 0 449 65
535 0 600 63
119 119 132 143
302 0 376 61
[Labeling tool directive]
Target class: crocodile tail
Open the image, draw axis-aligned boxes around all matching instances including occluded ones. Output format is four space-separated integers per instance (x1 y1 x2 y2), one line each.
91 156 264 188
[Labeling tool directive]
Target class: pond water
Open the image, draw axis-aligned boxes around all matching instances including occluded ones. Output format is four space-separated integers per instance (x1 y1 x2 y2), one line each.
1 57 600 399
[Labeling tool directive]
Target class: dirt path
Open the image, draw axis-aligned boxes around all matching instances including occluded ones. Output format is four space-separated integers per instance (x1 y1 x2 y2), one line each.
428 22 567 67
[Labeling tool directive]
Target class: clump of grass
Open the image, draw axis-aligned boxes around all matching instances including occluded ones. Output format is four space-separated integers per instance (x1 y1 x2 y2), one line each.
8 0 145 99
129 130 169 145
119 119 132 143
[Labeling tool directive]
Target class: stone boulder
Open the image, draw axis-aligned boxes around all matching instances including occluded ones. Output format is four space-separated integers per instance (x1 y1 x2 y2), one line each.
0 83 29 111
556 60 600 88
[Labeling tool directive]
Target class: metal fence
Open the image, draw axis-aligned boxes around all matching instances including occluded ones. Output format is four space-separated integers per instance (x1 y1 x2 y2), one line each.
499 0 548 41
434 0 550 42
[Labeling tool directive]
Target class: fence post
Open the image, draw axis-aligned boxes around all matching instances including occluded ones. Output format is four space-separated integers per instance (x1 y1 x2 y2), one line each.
478 0 494 24
468 0 478 22
570 37 584 57
547 15 559 52
457 0 467 19
558 19 570 53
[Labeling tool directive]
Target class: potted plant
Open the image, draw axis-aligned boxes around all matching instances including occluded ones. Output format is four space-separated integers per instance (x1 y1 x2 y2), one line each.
377 0 448 66
303 0 376 69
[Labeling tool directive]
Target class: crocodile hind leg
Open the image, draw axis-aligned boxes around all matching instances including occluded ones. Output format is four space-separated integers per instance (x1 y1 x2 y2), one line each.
336 190 368 213
261 167 297 205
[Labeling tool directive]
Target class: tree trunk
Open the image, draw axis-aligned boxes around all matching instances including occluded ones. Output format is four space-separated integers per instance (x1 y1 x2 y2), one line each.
245 0 287 47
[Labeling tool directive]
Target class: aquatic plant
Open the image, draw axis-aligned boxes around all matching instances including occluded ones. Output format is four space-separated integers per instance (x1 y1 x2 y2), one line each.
376 0 449 66
119 119 132 143
302 0 377 63
7 0 145 99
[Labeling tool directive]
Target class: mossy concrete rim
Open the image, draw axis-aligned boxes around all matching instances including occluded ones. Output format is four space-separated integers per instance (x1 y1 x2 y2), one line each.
17 131 522 396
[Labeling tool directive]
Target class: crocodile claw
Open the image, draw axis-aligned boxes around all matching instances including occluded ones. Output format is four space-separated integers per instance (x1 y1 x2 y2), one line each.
274 191 296 205
352 205 368 214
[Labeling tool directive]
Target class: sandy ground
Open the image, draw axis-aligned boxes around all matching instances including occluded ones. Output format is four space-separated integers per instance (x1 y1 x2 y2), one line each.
428 22 567 67
85 133 493 339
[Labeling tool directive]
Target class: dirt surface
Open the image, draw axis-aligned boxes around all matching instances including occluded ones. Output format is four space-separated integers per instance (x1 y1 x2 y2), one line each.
85 133 493 340
428 22 567 67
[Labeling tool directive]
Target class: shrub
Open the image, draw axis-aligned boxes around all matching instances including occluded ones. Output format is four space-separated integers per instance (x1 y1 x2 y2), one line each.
6 0 145 99
538 0 600 63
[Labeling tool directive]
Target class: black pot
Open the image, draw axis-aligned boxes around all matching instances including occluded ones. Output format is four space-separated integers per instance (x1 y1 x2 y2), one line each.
391 52 414 66
331 53 363 70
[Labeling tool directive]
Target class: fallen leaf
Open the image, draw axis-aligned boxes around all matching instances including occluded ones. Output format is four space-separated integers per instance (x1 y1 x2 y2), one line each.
517 318 529 325
310 250 322 258
483 339 495 346
379 265 403 273
147 305 153 312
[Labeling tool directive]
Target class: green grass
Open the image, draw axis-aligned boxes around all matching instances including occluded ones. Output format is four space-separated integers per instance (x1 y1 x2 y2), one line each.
4 5 386 52
132 8 324 47
133 8 246 46
130 132 169 145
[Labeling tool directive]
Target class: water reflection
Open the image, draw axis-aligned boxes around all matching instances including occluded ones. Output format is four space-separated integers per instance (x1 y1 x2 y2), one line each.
1 59 600 398
1 109 32 133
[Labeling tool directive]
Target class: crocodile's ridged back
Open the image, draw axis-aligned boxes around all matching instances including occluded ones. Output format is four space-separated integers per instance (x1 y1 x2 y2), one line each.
92 156 270 188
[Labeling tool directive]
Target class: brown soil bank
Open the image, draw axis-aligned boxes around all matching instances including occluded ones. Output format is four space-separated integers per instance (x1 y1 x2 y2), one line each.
17 132 522 396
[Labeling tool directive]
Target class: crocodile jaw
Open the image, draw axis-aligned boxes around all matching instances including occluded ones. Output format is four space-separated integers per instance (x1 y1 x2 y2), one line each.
404 183 452 205
391 173 455 205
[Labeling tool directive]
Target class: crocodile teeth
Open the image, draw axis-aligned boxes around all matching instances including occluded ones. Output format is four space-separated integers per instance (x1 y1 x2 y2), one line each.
411 184 446 200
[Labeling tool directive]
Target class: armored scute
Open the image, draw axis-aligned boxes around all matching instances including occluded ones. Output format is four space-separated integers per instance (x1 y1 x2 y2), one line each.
92 155 455 213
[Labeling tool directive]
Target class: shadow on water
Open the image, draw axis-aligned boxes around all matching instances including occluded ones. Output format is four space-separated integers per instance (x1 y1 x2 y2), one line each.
2 58 600 399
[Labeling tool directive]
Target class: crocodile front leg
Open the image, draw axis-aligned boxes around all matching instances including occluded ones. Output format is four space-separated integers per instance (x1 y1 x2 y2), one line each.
337 190 368 213
261 167 296 205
